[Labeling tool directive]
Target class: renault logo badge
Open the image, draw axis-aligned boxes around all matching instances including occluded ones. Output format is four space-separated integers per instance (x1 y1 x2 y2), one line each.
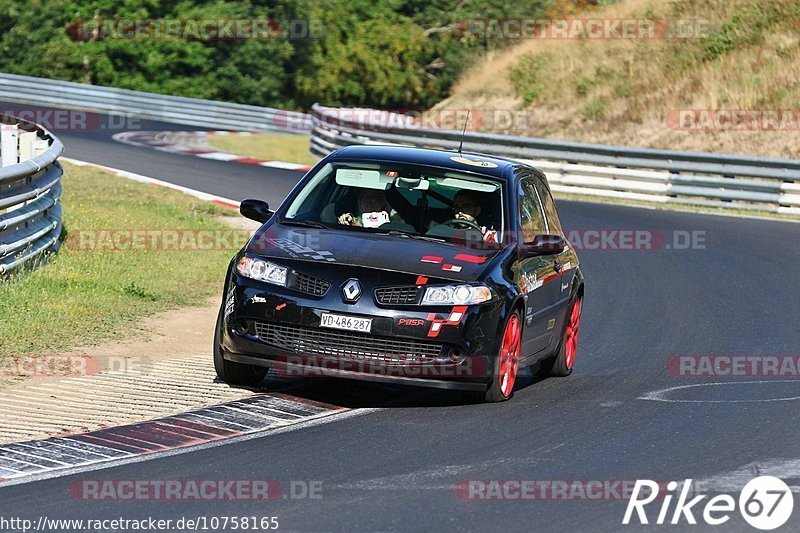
342 279 362 303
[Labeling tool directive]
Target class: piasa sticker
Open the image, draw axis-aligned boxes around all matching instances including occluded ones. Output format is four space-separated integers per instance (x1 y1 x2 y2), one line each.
396 318 426 330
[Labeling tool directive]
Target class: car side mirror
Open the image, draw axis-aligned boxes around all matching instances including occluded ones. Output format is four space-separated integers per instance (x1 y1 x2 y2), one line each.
240 199 272 223
521 234 565 255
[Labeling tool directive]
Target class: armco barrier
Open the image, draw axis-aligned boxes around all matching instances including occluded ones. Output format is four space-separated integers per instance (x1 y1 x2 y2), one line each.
0 73 312 133
309 104 800 215
0 117 64 275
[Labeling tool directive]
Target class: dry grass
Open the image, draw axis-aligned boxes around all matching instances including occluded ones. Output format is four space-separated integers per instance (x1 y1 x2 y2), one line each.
436 0 800 158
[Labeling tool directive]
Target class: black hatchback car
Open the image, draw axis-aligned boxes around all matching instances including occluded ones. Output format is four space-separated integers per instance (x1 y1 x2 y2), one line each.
215 145 584 402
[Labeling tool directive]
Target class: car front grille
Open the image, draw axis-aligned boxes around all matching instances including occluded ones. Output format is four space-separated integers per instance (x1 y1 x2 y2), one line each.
254 322 442 364
292 271 331 296
375 286 422 305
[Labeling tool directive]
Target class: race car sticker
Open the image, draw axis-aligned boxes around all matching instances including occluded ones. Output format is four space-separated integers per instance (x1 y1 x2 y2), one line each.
269 238 336 263
275 303 287 311
224 290 235 317
442 264 462 273
415 275 429 285
426 306 468 338
454 253 488 264
520 272 541 294
421 255 443 264
547 318 556 330
250 296 267 304
450 156 499 168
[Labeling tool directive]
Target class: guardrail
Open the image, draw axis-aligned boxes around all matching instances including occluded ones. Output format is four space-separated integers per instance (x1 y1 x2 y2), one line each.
0 117 64 276
0 73 312 133
310 104 800 215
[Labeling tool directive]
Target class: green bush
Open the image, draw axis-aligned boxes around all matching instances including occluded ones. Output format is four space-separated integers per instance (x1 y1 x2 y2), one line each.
581 97 607 120
510 52 551 106
0 0 560 110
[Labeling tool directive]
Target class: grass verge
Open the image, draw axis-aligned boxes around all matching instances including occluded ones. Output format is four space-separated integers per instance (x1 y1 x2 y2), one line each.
208 133 319 166
0 162 236 357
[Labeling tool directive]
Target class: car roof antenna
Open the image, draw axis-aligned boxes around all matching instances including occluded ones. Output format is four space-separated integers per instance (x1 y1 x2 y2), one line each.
457 110 470 156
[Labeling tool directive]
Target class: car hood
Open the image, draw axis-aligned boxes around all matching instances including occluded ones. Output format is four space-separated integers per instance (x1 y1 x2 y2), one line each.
246 223 503 282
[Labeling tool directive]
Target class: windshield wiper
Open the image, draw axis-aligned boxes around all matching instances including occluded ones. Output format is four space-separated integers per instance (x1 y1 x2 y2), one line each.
383 230 445 243
281 219 329 229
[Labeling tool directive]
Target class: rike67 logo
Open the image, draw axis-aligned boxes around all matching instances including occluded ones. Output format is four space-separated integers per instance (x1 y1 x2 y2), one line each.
623 476 794 530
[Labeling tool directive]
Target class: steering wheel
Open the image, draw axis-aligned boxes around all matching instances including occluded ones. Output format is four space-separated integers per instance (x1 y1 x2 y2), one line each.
441 218 483 233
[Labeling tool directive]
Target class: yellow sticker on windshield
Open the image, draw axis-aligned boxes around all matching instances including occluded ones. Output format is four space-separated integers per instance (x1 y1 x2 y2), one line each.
450 156 499 168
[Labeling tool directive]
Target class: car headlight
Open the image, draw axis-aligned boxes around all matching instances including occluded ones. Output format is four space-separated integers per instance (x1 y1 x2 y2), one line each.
236 255 287 286
421 284 493 306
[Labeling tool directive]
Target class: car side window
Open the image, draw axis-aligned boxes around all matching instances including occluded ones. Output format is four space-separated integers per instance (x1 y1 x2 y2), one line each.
535 178 563 235
518 178 546 243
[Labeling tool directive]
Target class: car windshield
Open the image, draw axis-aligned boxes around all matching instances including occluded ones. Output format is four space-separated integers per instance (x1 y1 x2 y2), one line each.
282 161 505 244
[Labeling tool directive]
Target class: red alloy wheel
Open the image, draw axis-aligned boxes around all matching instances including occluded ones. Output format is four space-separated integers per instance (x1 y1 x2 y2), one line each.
498 314 521 397
564 299 582 369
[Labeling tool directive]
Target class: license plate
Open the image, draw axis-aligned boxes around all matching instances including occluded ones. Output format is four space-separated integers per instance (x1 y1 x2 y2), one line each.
320 312 372 333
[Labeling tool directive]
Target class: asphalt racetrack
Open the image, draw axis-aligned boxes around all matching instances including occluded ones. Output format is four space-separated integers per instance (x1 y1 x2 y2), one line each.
1 102 799 531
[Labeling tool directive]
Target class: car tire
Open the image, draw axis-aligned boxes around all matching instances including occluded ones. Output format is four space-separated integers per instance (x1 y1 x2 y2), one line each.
479 310 522 403
540 296 582 378
213 306 268 386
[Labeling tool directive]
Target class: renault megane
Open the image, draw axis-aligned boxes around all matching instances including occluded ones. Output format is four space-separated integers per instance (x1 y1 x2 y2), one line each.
214 145 584 402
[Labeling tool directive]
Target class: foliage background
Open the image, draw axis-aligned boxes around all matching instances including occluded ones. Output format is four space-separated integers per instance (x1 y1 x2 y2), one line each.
0 0 602 109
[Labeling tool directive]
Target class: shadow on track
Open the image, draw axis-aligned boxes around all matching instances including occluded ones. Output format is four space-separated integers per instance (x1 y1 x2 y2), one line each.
215 366 549 409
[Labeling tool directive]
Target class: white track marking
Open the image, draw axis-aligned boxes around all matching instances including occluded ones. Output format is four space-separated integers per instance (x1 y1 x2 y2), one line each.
639 380 800 403
332 443 566 491
0 408 379 488
693 458 800 493
195 151 242 161
257 161 308 170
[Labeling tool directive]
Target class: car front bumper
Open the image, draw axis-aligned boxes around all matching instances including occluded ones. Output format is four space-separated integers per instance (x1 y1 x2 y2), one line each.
220 273 506 391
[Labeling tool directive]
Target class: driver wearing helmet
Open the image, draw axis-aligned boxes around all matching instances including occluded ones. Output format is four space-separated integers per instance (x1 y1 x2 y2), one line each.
452 190 498 242
337 188 405 228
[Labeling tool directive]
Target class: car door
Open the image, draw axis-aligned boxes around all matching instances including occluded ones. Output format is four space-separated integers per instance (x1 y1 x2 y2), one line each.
516 176 562 358
534 175 578 335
